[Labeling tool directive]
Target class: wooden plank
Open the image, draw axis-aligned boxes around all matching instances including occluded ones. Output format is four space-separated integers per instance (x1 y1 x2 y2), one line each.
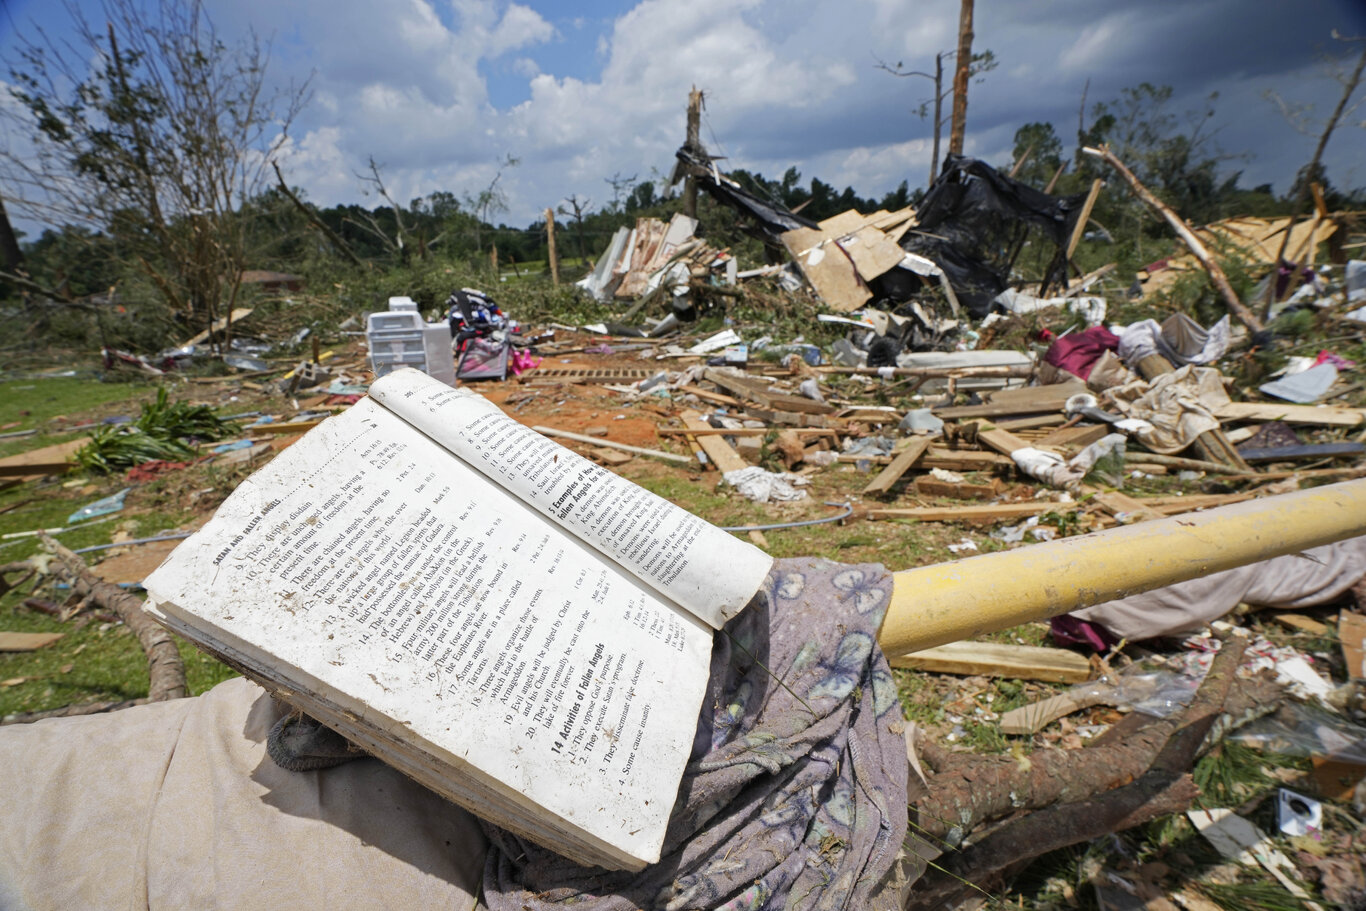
0 438 89 481
251 420 325 435
868 502 1055 522
679 410 749 473
994 415 1067 431
182 307 252 347
891 640 1093 684
0 631 64 652
974 426 1032 457
1214 402 1364 427
998 688 1113 735
933 382 1086 419
678 385 741 407
1340 612 1366 680
862 437 933 496
1065 179 1104 259
1269 613 1329 637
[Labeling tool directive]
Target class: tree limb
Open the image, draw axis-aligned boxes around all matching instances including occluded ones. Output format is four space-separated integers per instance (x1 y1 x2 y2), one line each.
271 161 364 268
38 533 187 703
1084 144 1263 332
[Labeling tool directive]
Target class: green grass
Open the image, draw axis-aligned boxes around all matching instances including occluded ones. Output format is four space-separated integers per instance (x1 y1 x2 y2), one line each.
0 375 156 459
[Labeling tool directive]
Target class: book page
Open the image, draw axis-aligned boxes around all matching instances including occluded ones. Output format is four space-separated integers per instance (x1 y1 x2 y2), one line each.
143 398 713 866
368 369 771 628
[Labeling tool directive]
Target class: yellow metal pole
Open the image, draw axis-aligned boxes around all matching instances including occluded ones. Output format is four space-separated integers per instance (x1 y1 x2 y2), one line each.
879 478 1366 658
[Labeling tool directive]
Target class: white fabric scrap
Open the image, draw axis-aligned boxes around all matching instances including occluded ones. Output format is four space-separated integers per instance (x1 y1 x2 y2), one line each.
1011 434 1127 492
722 467 810 503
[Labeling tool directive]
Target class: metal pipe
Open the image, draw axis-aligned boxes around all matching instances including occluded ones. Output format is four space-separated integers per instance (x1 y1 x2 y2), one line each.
879 478 1366 657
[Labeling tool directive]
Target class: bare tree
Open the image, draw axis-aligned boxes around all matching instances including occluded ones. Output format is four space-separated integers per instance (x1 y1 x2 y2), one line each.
463 154 519 254
876 49 996 185
348 156 411 263
0 0 309 335
557 194 592 265
603 172 637 213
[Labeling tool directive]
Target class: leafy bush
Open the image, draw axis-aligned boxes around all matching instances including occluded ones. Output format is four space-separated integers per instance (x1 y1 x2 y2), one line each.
76 387 237 473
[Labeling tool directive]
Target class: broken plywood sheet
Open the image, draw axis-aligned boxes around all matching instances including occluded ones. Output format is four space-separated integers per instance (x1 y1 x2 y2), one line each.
783 234 870 312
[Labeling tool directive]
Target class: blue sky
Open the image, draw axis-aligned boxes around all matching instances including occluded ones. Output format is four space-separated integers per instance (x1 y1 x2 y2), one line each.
1 0 1364 234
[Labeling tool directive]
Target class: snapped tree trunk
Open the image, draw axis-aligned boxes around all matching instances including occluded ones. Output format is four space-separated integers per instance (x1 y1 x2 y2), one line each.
948 0 974 156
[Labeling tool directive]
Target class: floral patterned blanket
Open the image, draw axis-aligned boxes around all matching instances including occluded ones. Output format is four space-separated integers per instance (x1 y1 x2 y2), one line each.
482 557 909 910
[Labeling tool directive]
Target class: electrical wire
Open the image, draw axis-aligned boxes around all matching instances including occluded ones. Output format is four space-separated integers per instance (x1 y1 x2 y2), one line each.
720 501 853 533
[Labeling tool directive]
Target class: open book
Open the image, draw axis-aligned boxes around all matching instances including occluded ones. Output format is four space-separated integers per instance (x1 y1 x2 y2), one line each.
143 369 773 871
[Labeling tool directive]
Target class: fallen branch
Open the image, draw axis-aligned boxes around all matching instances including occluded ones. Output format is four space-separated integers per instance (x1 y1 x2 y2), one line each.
38 533 187 702
907 633 1251 907
1083 145 1263 333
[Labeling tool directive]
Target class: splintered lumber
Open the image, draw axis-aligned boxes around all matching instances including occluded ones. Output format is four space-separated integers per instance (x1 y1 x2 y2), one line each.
862 437 933 496
868 502 1054 523
922 449 1012 471
0 631 64 652
998 688 1114 735
679 411 748 473
890 641 1093 684
531 426 690 464
879 478 1366 656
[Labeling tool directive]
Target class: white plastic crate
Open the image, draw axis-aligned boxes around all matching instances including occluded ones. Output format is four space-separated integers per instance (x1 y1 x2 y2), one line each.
365 304 455 386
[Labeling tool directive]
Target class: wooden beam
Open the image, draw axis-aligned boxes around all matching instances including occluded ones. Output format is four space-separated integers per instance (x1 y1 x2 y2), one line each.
891 640 1093 684
1065 178 1103 260
862 437 933 496
679 410 749 473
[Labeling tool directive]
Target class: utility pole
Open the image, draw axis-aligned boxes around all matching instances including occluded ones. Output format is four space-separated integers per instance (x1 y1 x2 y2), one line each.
948 0 975 156
682 86 703 219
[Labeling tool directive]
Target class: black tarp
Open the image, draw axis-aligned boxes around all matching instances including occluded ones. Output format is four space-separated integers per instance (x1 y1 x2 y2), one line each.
675 146 818 242
901 154 1089 317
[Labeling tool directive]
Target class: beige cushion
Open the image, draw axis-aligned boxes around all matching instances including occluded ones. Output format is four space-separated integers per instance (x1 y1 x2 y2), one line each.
0 677 486 910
